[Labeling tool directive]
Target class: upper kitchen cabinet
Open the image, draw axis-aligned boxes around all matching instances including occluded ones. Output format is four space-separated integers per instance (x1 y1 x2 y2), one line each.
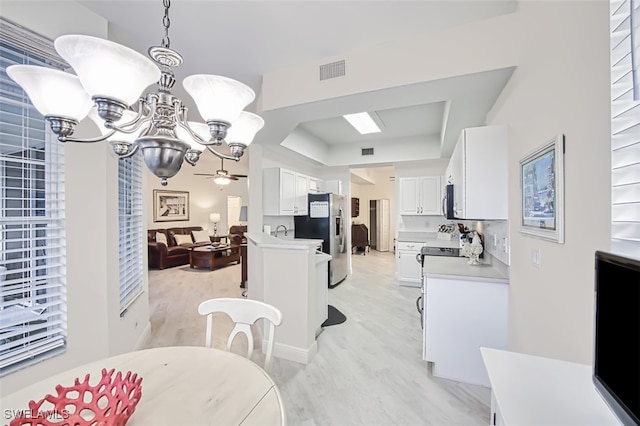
449 125 508 220
263 167 310 216
399 176 442 215
308 177 322 194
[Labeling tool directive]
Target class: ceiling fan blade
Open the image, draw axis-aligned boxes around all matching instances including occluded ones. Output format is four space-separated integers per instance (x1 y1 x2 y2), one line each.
194 173 217 176
231 174 247 178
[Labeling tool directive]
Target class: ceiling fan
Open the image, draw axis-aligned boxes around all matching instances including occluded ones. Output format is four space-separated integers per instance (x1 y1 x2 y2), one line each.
194 158 247 185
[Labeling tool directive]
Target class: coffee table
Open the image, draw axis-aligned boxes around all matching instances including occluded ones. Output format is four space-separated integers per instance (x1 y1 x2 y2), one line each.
189 244 240 271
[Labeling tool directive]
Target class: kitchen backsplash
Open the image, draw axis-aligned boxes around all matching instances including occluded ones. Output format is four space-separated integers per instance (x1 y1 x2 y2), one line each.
481 220 510 266
398 216 511 266
399 215 457 232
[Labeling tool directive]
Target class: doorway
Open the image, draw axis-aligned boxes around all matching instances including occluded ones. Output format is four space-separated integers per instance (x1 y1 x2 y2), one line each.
227 196 242 227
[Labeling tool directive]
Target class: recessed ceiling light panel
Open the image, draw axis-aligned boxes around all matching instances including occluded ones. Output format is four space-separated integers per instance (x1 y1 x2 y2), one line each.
343 112 382 134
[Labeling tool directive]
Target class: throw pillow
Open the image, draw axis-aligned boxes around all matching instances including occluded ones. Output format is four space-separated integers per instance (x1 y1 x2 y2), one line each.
192 230 210 243
174 234 193 245
156 232 168 245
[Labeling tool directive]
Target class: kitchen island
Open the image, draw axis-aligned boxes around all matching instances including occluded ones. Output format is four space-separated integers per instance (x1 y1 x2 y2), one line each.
422 255 509 387
245 232 329 365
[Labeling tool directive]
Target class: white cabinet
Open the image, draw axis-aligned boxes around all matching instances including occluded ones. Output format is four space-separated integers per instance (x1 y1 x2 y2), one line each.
294 173 309 216
395 241 422 286
263 168 309 216
322 179 343 195
448 125 508 220
399 176 442 215
315 253 330 335
308 177 321 194
424 275 508 386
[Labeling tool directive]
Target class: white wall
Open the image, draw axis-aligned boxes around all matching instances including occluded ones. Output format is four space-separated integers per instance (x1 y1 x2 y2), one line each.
1 1 151 396
486 1 610 365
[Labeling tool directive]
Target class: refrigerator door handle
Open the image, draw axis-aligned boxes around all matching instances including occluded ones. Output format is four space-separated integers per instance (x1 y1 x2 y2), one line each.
338 206 346 253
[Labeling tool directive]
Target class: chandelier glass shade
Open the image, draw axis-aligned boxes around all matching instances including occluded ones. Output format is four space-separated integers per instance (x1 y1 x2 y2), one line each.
6 1 264 186
7 66 93 121
55 34 162 107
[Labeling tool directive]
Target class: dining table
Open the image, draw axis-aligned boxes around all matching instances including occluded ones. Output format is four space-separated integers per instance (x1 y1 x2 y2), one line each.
1 346 285 425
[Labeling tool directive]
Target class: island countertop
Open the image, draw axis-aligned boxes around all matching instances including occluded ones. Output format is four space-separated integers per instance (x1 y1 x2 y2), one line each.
423 256 509 283
245 232 323 250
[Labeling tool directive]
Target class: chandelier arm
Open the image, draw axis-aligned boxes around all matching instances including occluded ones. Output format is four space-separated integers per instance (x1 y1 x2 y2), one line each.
105 98 150 134
115 142 139 159
207 146 240 161
108 113 152 135
174 104 211 146
184 151 198 166
61 129 116 144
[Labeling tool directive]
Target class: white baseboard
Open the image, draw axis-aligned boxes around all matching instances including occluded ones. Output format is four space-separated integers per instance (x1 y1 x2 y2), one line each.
265 340 318 365
134 321 152 350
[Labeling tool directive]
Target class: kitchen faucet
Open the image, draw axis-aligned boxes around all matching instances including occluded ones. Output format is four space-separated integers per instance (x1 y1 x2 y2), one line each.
275 224 288 237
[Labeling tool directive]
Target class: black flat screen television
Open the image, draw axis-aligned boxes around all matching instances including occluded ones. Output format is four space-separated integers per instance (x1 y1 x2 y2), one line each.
593 250 640 425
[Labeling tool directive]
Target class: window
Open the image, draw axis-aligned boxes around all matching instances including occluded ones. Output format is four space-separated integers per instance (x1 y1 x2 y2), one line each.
611 0 640 257
118 154 144 313
0 20 67 374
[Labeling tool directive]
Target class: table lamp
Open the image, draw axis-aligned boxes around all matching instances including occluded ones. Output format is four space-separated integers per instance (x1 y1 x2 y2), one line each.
209 213 221 236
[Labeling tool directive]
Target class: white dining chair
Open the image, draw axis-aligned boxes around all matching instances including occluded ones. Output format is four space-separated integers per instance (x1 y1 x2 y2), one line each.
197 297 283 372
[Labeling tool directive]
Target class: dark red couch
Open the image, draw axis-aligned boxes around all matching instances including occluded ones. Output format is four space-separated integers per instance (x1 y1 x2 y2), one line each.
147 226 212 269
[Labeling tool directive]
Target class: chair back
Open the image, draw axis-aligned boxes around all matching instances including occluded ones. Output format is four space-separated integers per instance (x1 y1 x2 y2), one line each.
197 298 282 371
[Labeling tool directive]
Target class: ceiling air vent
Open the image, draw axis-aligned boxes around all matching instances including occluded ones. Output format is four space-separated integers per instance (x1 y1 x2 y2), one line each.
319 59 345 81
361 147 374 156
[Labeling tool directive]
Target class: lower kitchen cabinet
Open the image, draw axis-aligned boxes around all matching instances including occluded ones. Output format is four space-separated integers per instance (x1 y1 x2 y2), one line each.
424 275 508 386
395 241 422 286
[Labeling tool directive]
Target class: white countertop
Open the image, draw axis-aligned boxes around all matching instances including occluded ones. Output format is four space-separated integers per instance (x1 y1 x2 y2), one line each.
423 256 509 283
315 252 332 264
397 232 461 248
481 347 621 425
245 232 323 250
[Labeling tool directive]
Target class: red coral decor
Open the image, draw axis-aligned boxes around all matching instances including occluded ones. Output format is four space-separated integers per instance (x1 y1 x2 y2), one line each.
8 369 143 426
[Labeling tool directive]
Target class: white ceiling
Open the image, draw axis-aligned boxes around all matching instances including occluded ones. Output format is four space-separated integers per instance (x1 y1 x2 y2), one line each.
76 0 518 176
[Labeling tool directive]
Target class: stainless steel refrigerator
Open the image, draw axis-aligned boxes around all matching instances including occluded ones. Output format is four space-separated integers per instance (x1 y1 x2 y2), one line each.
294 193 348 288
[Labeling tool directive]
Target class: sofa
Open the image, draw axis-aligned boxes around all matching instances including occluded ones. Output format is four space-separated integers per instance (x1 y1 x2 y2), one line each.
148 226 213 270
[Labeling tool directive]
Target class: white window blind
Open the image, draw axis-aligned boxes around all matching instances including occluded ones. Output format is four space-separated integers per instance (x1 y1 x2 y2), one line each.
118 154 144 313
0 20 67 374
611 0 640 258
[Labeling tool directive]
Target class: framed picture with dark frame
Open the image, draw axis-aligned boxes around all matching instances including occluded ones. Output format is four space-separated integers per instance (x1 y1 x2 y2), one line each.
153 190 189 222
520 134 565 243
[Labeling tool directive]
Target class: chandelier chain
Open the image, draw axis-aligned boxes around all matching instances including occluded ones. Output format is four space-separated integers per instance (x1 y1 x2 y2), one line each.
162 0 171 48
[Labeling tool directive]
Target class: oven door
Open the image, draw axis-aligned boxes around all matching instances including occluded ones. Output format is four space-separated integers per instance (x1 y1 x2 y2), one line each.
416 253 425 329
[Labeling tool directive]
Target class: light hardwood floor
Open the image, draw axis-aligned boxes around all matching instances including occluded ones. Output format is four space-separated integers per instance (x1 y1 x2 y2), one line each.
146 250 491 425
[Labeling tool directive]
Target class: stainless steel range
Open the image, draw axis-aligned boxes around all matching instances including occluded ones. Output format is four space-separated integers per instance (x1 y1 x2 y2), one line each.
415 245 461 328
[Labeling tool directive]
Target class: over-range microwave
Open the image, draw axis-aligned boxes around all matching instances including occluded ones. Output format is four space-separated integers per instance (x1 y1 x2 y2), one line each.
442 184 456 220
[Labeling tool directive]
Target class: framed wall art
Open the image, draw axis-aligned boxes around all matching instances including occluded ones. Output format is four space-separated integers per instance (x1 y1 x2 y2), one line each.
153 190 189 222
520 134 565 243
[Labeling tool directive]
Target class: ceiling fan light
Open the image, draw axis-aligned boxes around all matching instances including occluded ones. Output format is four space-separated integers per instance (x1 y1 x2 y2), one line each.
226 111 264 147
214 175 231 185
175 121 209 152
183 74 255 124
7 65 93 121
54 34 161 106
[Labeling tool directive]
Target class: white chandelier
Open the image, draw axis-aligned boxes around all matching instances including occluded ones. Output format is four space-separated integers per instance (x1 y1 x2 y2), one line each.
6 0 264 186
